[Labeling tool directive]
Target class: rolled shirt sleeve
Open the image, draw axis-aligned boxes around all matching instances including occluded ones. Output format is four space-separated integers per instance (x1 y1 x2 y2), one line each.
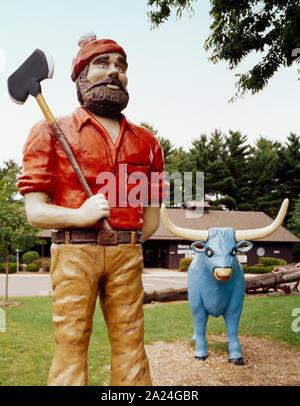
18 120 56 196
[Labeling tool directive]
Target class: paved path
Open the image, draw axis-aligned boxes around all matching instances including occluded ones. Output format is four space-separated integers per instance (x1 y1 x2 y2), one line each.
0 273 52 297
142 268 187 292
0 269 187 298
0 270 272 298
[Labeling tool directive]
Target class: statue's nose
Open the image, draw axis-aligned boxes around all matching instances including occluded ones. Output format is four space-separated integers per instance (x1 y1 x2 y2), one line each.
213 267 232 282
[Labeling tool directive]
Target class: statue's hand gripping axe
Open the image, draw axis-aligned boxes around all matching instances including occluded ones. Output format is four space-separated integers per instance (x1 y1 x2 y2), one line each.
7 49 113 235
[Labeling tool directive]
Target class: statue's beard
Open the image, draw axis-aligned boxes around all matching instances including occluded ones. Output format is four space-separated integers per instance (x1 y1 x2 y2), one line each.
76 69 129 118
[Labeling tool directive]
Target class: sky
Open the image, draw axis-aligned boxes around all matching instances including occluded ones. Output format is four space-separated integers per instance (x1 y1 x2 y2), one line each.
0 0 300 167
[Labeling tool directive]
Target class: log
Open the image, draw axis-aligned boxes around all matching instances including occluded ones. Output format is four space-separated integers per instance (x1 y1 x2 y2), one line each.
245 269 300 292
143 287 188 304
143 269 300 304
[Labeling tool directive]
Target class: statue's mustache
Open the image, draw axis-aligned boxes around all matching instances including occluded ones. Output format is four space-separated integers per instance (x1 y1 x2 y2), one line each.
87 78 126 92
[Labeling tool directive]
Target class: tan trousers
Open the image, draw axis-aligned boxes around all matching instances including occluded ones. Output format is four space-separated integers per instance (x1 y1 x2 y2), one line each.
47 242 152 386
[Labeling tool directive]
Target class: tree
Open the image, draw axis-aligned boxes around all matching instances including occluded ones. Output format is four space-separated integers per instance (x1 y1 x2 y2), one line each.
186 130 251 210
222 131 252 210
140 122 175 167
246 137 282 216
147 0 300 98
277 133 300 216
289 194 300 237
0 167 44 305
0 159 21 181
288 194 300 260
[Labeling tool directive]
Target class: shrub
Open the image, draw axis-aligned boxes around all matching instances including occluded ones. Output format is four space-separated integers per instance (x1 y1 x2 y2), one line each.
179 257 193 272
258 257 287 267
0 255 16 262
25 263 40 272
22 251 40 265
0 263 17 274
244 265 274 274
34 257 51 272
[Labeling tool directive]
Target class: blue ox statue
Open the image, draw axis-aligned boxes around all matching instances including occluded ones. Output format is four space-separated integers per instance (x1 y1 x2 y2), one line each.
161 199 289 365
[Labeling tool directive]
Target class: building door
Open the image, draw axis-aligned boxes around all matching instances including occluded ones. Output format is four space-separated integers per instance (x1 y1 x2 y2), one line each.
142 241 160 268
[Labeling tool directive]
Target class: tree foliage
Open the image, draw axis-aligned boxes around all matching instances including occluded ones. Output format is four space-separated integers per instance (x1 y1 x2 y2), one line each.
147 0 196 27
140 121 176 167
147 0 300 98
0 159 21 182
0 167 43 257
288 194 300 237
0 162 44 302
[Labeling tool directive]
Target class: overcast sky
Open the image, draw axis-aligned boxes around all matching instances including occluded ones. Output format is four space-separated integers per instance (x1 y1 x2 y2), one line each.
1 0 299 167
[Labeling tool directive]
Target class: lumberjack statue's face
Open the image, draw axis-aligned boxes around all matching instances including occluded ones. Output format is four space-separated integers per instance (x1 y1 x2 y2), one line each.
76 52 129 118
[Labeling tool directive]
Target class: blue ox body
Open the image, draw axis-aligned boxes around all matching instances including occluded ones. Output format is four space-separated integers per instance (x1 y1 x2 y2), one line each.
161 199 289 365
188 228 253 365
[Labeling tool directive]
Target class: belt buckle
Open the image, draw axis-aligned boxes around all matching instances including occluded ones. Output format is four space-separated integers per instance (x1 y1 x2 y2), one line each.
98 230 118 245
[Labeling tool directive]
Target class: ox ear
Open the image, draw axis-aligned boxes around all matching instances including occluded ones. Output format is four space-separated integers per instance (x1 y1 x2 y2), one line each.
237 240 253 253
191 241 206 253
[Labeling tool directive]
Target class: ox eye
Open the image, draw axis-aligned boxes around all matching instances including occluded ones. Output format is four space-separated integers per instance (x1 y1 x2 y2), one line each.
206 248 214 257
231 248 237 256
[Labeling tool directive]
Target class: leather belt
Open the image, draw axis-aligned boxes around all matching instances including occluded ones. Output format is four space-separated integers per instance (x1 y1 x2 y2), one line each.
51 229 143 246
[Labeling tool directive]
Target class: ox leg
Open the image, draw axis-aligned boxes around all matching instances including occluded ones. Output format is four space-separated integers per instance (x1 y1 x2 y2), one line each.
223 310 244 365
192 310 209 361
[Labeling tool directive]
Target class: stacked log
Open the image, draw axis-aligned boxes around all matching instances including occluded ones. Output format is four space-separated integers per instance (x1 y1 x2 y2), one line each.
245 269 300 292
143 269 300 304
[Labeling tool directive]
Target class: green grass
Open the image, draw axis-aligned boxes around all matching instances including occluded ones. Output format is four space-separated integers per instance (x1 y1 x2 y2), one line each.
0 295 299 386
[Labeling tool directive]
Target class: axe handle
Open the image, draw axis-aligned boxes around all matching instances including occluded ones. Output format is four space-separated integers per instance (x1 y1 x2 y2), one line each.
35 93 113 235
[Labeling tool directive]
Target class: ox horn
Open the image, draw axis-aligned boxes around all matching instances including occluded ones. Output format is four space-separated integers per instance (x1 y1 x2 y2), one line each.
161 203 209 242
235 199 289 242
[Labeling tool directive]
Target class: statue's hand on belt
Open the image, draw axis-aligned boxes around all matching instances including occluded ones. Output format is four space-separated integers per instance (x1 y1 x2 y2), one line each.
78 193 110 228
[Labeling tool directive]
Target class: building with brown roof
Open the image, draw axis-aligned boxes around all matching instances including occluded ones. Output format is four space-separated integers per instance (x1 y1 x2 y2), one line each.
142 204 300 268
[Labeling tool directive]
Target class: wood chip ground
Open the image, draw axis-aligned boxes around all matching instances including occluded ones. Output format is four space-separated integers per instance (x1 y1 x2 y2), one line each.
145 335 300 386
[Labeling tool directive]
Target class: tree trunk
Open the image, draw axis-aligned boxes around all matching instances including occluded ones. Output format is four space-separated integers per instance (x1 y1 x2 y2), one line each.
144 288 188 304
245 269 300 292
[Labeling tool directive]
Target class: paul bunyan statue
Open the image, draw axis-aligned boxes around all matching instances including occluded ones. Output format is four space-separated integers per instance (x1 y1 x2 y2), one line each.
16 34 168 386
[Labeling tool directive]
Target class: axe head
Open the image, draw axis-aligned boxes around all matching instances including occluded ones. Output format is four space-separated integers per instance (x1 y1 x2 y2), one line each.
7 49 54 104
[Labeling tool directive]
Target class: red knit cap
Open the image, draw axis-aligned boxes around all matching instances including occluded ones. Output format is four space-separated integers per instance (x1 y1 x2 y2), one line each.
71 33 127 82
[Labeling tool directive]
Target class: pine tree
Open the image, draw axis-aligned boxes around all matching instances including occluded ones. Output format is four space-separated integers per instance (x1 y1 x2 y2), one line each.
222 131 252 210
165 147 190 206
247 137 282 217
204 130 230 208
139 122 175 169
277 133 300 218
288 194 300 260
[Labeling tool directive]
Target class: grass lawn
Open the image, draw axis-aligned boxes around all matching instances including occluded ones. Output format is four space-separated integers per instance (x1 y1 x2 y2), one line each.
0 295 299 386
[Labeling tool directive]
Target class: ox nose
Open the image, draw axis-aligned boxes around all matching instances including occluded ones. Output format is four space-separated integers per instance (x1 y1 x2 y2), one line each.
213 267 232 282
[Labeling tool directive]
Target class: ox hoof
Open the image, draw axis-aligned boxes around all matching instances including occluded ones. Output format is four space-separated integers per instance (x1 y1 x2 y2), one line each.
195 356 207 361
229 357 245 366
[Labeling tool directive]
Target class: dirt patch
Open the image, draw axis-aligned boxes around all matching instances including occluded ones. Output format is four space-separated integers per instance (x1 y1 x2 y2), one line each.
145 335 300 386
0 301 23 307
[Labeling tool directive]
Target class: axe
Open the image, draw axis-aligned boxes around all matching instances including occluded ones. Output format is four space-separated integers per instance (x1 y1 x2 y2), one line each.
7 49 113 235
